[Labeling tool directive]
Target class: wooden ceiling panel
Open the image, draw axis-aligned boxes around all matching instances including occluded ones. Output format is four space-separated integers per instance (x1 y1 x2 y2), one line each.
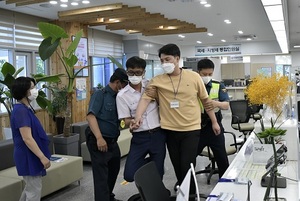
3 1 207 36
57 3 207 36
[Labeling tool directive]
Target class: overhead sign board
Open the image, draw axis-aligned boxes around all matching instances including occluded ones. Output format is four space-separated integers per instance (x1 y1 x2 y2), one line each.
195 44 241 56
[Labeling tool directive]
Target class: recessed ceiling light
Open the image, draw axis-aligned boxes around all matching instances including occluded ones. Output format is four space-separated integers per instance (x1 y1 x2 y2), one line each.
49 1 57 4
246 38 252 41
82 0 90 4
60 3 68 7
60 0 68 2
238 30 243 34
197 41 202 44
224 19 231 24
71 2 78 6
293 45 300 48
221 39 226 42
207 33 213 36
200 0 207 4
204 4 211 7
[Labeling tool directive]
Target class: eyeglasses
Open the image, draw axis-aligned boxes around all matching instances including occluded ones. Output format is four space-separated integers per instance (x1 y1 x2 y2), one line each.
127 70 144 76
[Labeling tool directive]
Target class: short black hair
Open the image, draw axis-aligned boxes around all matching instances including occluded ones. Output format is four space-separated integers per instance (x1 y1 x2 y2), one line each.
126 56 146 70
158 43 181 58
11 77 36 101
197 58 215 71
110 68 128 83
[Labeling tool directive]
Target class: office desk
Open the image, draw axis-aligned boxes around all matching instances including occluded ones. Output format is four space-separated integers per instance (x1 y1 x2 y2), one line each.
206 134 299 201
226 87 246 100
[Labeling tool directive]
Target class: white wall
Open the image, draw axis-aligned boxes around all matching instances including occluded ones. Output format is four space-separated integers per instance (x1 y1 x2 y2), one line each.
291 52 300 68
180 41 281 58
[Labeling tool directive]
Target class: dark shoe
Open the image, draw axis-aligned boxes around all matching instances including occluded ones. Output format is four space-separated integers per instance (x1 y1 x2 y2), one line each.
110 193 122 201
127 193 142 201
112 199 122 201
173 181 179 191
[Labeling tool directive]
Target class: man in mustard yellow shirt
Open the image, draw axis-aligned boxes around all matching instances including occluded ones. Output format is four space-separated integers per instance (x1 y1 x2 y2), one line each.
132 44 220 194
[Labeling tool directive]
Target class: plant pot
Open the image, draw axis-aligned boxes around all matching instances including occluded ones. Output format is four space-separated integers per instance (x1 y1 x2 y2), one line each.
55 117 65 134
53 133 80 156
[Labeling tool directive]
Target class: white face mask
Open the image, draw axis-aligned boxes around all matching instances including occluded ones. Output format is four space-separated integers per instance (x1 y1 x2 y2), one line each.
161 63 175 74
28 88 38 101
128 76 143 85
201 76 212 85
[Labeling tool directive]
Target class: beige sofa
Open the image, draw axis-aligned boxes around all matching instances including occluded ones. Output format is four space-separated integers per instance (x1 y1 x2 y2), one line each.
0 139 83 201
72 121 132 162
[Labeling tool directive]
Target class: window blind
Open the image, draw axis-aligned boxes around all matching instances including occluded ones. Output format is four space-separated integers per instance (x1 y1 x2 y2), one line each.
88 28 123 58
0 9 46 51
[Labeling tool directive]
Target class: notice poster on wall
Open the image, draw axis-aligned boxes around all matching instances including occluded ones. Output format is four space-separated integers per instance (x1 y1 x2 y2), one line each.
76 78 87 101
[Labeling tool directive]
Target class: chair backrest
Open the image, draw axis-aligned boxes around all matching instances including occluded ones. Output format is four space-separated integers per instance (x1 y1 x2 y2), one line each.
134 162 170 201
229 100 251 124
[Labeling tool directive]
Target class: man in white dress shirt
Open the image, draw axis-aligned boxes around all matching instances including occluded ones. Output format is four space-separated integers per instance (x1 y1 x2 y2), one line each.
116 56 166 182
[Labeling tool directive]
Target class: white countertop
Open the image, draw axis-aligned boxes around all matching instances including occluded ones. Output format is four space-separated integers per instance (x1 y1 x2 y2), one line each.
207 133 299 201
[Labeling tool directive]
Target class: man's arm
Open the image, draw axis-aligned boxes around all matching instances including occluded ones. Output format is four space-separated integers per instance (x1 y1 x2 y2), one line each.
86 113 108 152
201 97 221 135
212 100 229 110
132 98 151 130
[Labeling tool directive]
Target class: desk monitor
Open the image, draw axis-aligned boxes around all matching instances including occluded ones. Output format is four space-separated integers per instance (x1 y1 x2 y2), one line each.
222 79 234 87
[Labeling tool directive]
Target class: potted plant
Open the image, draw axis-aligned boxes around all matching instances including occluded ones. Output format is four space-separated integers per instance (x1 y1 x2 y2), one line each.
44 85 68 135
37 22 89 155
245 74 292 201
37 22 88 137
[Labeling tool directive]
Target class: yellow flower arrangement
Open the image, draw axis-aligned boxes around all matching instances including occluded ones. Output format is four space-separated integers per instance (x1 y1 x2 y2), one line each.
244 73 293 116
245 73 292 201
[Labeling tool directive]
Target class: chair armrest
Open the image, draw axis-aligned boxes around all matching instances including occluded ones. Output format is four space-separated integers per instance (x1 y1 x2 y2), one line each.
224 131 238 151
231 115 242 131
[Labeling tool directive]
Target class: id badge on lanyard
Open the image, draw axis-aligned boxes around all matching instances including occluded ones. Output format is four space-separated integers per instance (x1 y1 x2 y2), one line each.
170 99 179 108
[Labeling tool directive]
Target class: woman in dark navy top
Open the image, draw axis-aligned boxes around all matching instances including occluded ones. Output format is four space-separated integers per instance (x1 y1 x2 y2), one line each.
11 77 51 201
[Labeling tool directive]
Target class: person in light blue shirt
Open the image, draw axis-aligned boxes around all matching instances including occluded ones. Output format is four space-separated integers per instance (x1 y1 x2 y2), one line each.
11 77 51 201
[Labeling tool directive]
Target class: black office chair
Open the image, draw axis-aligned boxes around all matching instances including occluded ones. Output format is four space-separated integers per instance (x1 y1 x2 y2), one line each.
134 162 174 201
195 131 238 184
229 100 254 146
134 162 206 201
249 104 263 122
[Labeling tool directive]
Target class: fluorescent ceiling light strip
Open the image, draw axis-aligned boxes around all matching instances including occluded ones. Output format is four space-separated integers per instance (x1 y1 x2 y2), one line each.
261 0 281 6
265 5 284 21
270 21 285 31
275 30 288 53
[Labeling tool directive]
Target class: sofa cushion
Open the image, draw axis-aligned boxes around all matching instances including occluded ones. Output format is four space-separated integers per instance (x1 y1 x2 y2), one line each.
0 155 83 197
0 176 23 201
0 139 15 170
71 121 88 144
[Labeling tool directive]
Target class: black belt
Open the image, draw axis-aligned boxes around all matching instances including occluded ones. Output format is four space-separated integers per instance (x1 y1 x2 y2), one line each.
103 137 118 144
133 127 161 134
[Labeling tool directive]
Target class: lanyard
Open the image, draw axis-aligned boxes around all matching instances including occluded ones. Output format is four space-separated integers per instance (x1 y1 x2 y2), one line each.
168 70 182 99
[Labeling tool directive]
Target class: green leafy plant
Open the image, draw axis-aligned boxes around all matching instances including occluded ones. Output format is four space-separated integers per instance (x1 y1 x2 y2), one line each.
38 22 88 137
0 62 61 118
43 85 68 118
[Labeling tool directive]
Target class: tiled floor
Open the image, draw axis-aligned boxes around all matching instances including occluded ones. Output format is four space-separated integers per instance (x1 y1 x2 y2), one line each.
42 111 241 201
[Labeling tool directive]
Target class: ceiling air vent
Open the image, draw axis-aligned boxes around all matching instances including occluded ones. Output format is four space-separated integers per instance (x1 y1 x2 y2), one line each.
234 34 257 41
